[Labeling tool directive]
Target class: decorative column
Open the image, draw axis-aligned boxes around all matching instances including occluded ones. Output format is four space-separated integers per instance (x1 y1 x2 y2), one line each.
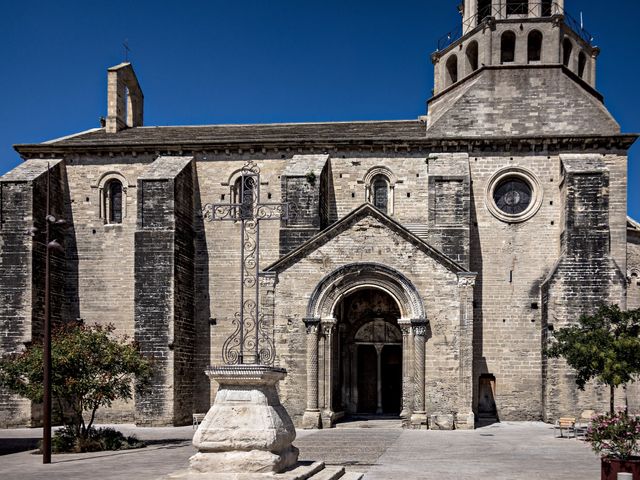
321 319 337 426
397 319 413 420
456 273 477 430
374 344 384 415
302 318 322 429
410 319 428 429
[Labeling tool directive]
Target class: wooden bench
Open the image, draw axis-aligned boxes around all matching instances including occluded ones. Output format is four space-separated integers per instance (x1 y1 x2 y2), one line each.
554 417 576 438
193 413 206 429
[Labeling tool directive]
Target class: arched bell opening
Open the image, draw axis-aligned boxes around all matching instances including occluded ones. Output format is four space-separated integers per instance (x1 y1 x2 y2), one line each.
333 288 403 417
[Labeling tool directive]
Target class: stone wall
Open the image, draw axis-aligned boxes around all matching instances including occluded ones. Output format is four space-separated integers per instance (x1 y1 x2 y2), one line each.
268 207 472 427
541 154 627 421
0 160 66 427
134 156 195 426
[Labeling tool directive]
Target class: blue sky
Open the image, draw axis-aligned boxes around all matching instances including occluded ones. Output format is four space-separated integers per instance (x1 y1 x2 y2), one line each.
0 0 637 218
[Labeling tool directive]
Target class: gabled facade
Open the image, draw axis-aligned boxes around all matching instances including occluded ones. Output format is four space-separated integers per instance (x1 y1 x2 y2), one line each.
0 1 637 428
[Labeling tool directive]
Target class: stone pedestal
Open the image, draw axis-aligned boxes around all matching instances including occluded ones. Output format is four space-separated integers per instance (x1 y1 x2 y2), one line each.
169 364 299 478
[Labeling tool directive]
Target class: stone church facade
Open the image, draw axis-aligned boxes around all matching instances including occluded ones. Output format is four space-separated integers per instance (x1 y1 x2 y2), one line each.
1 0 638 428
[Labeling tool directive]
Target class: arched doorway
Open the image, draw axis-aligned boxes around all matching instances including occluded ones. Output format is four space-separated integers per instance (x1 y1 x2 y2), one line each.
301 262 429 429
334 289 403 416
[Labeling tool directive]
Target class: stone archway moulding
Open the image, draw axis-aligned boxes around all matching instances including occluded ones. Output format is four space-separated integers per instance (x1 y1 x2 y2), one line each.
306 262 426 321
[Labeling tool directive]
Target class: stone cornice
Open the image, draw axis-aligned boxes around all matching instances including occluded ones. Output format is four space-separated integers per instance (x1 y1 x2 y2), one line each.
13 133 638 158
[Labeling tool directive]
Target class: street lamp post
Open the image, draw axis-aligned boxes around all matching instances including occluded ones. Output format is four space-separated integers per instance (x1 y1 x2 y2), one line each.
37 164 65 464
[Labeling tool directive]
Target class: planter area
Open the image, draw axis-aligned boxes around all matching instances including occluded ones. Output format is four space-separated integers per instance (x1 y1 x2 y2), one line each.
601 457 640 480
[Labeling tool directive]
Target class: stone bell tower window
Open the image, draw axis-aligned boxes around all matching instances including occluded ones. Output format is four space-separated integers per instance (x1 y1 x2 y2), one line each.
446 55 458 86
466 41 479 73
506 0 527 16
541 0 553 16
563 38 573 67
478 0 492 22
501 31 516 63
578 51 587 78
528 30 543 63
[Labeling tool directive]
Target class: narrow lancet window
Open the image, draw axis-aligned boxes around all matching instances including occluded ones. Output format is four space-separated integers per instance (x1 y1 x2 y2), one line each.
563 38 573 67
446 55 458 86
528 31 543 63
501 31 516 63
372 176 389 214
107 180 123 224
578 52 587 78
466 41 479 73
235 175 255 220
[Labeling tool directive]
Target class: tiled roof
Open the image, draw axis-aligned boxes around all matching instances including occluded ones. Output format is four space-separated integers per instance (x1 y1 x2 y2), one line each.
47 120 427 147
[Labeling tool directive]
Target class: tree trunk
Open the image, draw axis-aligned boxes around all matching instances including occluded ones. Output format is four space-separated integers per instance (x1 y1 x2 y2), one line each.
610 384 615 414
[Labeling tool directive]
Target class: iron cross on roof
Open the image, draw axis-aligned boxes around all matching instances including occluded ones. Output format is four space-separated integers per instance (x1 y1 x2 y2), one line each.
202 161 293 365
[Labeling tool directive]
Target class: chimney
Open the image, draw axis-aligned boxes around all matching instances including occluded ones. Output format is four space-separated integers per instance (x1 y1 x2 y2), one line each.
106 62 144 133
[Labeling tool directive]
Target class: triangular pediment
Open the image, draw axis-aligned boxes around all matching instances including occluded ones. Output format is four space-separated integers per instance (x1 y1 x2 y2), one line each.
265 203 468 274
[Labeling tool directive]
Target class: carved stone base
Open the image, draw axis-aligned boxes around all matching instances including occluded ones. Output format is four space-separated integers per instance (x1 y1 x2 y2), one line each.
429 413 455 430
455 411 476 430
302 409 322 429
409 411 428 429
171 365 298 477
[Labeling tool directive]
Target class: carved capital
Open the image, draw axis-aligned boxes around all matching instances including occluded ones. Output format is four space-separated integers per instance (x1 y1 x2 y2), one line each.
321 318 337 337
411 318 428 337
303 318 321 335
457 273 477 288
259 271 277 289
397 319 412 336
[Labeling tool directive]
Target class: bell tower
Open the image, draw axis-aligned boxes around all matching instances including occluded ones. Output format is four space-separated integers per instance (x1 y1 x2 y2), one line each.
432 1 597 95
425 1 614 137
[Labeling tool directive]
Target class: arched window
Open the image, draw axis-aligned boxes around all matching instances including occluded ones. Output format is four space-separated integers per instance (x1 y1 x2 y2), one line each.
541 0 553 16
372 175 390 214
506 0 526 15
578 51 587 78
562 38 573 67
501 31 516 63
466 41 479 74
446 55 458 86
234 175 255 220
106 179 123 224
478 0 492 22
527 30 543 63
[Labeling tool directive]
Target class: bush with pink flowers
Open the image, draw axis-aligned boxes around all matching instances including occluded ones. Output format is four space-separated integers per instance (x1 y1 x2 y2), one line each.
586 411 640 460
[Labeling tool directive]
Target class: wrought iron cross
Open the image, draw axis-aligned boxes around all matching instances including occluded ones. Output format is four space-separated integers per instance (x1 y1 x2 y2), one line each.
202 161 292 365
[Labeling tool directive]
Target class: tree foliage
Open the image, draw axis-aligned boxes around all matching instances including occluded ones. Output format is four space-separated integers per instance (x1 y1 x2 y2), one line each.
546 305 640 413
0 323 152 440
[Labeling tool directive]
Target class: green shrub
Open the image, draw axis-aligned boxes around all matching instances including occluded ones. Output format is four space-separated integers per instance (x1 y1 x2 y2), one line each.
43 426 145 453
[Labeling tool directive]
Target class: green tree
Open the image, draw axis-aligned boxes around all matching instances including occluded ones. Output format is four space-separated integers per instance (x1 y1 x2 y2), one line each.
546 305 640 413
0 323 152 440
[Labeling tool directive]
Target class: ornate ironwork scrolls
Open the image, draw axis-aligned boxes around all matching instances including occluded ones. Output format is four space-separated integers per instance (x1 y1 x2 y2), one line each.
203 161 293 365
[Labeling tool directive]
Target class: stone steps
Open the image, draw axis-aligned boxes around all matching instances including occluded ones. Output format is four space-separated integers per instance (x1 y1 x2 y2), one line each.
306 466 345 479
163 461 364 480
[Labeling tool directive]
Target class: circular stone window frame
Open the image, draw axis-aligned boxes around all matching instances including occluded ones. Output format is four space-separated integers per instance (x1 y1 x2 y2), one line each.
485 167 543 223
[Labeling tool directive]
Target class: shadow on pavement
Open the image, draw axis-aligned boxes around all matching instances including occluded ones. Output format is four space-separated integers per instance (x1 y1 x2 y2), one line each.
0 437 40 455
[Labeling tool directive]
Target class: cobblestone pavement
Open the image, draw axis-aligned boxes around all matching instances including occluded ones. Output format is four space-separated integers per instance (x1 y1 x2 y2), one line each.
0 422 601 480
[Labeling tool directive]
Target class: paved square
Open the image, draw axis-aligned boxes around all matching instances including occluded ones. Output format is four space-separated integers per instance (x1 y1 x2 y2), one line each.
0 422 601 479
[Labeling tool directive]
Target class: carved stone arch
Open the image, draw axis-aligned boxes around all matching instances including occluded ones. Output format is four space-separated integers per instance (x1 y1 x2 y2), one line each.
306 262 426 322
93 171 132 222
362 167 397 216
